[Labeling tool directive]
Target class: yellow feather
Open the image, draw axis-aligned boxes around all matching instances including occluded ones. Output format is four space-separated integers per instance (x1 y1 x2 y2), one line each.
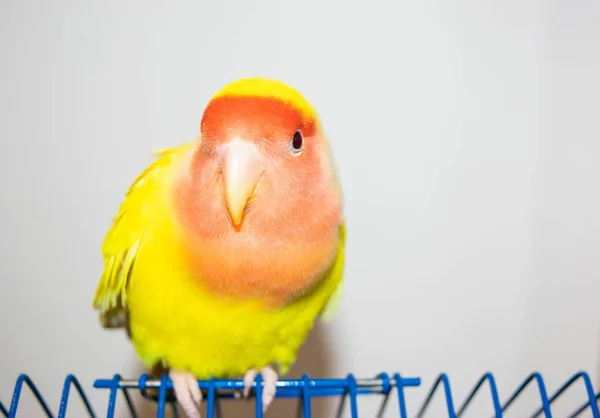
93 143 192 327
210 78 318 121
320 278 344 323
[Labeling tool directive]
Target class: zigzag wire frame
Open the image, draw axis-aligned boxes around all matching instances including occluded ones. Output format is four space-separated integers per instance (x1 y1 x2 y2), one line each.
1 371 600 418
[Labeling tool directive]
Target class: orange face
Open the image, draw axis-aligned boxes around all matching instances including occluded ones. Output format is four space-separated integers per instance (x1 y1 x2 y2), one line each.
201 95 318 152
172 81 343 306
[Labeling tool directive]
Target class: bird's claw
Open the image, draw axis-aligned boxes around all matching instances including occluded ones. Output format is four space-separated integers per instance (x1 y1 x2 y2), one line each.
170 369 202 418
243 365 278 413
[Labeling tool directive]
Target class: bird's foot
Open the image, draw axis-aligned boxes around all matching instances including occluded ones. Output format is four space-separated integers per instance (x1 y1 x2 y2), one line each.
243 365 279 413
170 369 202 418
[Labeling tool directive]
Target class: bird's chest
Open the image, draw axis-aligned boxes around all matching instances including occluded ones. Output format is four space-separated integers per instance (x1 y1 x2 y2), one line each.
182 229 340 307
126 239 313 377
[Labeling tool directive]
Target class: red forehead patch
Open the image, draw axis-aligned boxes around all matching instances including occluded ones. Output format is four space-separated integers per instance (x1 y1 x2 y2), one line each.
200 96 317 143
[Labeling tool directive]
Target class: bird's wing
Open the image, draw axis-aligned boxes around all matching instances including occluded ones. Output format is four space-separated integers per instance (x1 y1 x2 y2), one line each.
92 145 188 328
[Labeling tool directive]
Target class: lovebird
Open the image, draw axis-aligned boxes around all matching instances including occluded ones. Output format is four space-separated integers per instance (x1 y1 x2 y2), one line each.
93 78 346 418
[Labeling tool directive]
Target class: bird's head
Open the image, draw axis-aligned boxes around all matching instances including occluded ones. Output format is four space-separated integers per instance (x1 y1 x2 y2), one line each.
173 78 343 302
193 77 341 229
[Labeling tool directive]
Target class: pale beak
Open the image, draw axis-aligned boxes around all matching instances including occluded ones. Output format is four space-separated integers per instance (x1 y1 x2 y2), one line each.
220 138 264 226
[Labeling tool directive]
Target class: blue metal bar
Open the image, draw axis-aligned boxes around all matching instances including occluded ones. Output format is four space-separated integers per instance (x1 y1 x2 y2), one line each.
105 374 121 418
131 373 173 418
7 374 54 418
529 371 600 418
57 374 97 418
414 373 456 418
375 373 392 418
347 374 359 418
0 401 8 417
455 372 502 418
301 374 311 418
94 376 422 393
103 386 401 400
393 373 410 418
240 388 384 398
207 377 217 418
568 391 600 418
500 372 551 417
254 374 264 418
156 373 169 418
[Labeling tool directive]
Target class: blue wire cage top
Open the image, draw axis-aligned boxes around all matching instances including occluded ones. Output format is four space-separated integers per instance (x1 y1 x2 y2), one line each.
2 370 600 418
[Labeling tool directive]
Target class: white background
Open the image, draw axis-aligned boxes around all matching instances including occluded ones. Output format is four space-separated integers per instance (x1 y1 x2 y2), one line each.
1 0 599 417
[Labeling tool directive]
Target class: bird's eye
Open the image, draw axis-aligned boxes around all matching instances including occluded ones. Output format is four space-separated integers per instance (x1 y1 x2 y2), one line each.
291 130 303 154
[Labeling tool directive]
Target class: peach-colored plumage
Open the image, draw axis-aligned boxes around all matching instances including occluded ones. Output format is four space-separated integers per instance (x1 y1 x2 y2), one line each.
172 93 342 306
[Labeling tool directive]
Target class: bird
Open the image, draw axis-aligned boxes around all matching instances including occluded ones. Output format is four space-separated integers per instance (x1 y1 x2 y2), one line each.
93 77 346 418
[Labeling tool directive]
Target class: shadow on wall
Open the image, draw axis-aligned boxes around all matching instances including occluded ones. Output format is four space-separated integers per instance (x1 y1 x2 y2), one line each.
120 322 335 418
